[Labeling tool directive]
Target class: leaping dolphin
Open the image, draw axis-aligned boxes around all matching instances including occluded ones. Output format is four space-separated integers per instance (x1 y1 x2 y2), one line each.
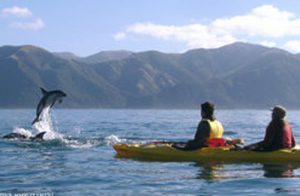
32 87 67 125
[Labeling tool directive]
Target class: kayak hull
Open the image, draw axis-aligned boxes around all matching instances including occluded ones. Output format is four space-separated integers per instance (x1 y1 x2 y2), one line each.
113 143 300 163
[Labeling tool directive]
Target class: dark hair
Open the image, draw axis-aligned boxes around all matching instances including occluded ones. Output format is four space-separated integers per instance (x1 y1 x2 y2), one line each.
201 101 214 116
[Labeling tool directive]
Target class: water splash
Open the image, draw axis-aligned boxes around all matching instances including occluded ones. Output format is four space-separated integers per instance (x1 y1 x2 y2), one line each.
104 135 166 145
32 108 63 140
105 135 125 145
12 127 33 138
7 110 122 149
62 137 104 149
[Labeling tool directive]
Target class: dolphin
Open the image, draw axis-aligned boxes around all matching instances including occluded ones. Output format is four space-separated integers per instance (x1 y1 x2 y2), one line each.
3 131 47 141
32 87 67 125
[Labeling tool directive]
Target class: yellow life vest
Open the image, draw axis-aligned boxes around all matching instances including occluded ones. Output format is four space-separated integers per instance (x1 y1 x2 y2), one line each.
202 119 224 138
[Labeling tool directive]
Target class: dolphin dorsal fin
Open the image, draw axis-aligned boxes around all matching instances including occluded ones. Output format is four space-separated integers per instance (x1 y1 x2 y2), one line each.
34 131 46 140
40 87 48 95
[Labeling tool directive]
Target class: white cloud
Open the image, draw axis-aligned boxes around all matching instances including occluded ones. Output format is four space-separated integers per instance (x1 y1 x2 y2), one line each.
113 32 126 40
2 6 32 18
115 22 237 49
260 41 277 47
212 4 300 38
114 5 300 51
11 18 45 31
1 6 45 31
284 41 300 52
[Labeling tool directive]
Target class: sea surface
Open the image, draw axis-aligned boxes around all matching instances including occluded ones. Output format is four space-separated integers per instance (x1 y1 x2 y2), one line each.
1 109 300 196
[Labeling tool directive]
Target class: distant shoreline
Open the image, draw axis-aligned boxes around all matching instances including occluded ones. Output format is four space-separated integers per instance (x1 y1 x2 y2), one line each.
0 107 289 110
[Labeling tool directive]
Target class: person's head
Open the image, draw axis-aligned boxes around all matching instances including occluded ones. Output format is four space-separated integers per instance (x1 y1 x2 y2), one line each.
201 101 215 119
271 105 286 120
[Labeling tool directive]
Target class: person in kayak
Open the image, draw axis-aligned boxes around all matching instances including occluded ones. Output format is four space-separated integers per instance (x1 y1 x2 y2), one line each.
173 101 224 150
244 105 296 151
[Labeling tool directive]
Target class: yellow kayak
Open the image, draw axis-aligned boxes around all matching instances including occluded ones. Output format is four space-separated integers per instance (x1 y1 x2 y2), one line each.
113 143 300 163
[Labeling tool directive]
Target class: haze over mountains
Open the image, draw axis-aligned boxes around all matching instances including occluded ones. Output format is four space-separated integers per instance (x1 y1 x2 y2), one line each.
1 42 300 109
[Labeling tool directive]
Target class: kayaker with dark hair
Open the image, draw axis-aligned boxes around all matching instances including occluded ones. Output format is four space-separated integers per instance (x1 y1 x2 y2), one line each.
173 101 225 150
244 105 296 151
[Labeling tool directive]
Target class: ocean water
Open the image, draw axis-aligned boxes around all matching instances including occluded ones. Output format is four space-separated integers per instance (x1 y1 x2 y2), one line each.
1 109 300 196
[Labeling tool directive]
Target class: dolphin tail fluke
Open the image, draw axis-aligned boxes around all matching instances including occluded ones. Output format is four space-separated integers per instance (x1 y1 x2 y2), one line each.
32 117 40 125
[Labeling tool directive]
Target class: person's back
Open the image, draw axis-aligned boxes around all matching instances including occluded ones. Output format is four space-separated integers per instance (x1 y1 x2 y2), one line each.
282 120 295 148
206 118 223 139
245 105 296 151
262 118 295 150
184 102 224 150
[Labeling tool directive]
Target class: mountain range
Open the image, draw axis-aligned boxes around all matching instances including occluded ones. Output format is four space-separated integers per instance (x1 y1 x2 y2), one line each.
1 42 300 109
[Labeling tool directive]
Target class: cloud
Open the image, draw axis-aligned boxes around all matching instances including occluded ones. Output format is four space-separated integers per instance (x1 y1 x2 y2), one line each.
2 6 32 18
259 41 277 48
11 18 45 31
115 22 237 49
114 4 300 51
284 41 300 52
1 6 45 31
212 4 300 38
113 32 126 41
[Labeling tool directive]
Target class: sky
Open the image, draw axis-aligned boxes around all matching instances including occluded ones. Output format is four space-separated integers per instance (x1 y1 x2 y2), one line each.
2 0 300 56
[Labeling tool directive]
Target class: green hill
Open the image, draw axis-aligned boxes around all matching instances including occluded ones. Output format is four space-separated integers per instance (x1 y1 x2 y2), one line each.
1 42 300 108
